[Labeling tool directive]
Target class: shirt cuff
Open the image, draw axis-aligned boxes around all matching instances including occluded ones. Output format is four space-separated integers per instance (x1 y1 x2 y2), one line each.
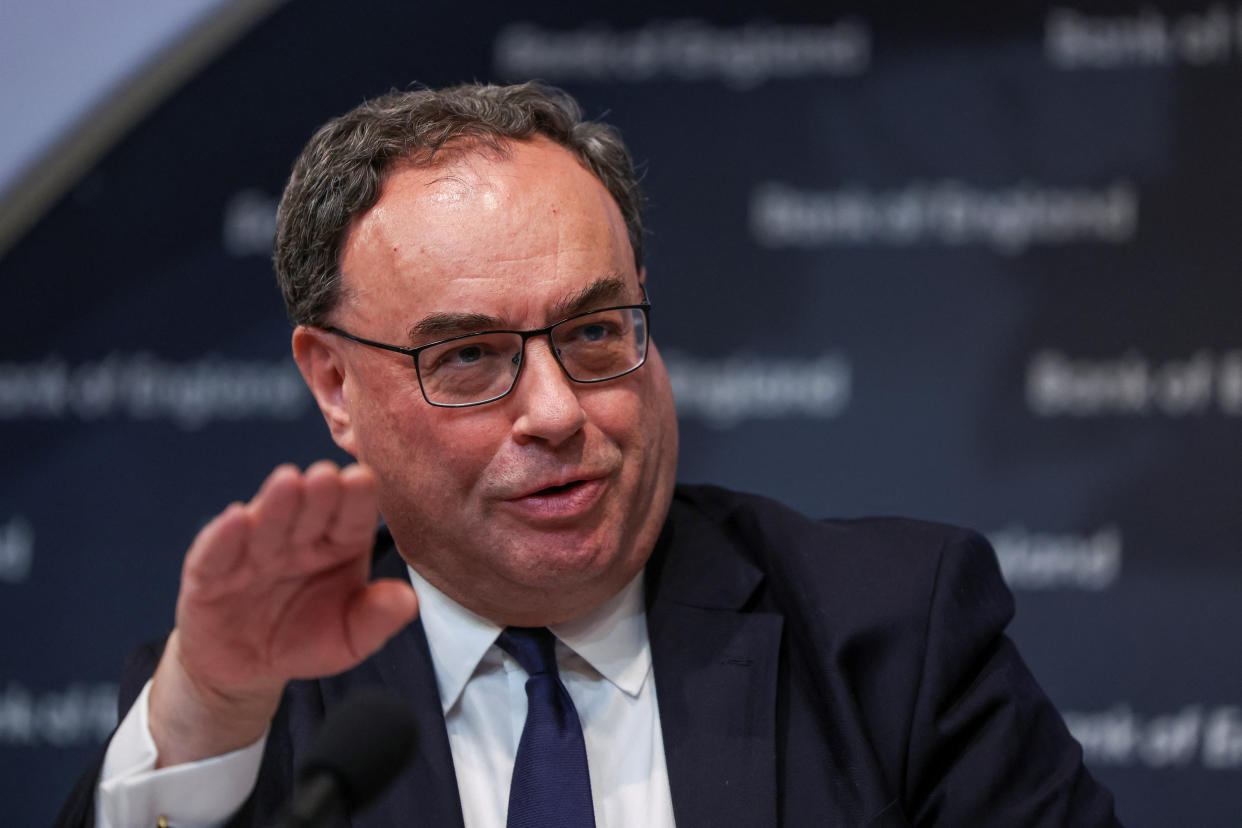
95 679 268 828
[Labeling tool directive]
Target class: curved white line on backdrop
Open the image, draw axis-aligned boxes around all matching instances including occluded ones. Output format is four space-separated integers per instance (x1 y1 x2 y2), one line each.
0 0 286 259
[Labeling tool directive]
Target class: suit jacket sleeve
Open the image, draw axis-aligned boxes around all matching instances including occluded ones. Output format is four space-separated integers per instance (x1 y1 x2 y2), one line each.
52 641 166 828
900 529 1117 826
653 486 1120 826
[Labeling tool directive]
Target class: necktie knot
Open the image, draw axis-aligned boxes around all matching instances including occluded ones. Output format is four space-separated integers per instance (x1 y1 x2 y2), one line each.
497 626 559 678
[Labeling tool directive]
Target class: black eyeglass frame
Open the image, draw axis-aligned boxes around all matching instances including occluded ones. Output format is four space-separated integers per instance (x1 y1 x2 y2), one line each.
321 301 652 408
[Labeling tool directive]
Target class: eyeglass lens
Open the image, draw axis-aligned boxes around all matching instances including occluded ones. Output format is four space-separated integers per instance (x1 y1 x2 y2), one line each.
417 307 648 405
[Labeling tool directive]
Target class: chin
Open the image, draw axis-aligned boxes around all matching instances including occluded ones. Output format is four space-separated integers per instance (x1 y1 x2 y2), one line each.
495 534 627 589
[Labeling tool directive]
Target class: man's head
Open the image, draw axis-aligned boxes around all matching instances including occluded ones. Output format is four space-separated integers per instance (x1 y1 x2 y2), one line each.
280 83 678 626
274 82 645 328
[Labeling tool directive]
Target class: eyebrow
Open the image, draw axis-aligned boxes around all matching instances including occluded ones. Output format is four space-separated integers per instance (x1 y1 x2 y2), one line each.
549 275 632 320
408 311 499 341
406 275 635 342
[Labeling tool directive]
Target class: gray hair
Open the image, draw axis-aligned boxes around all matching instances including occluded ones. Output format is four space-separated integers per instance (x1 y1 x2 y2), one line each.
273 81 645 326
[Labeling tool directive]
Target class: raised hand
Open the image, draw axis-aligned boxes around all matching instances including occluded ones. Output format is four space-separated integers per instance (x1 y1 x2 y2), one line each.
148 461 419 767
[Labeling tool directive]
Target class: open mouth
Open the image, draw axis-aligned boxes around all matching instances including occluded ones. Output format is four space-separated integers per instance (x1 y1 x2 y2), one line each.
533 480 585 496
504 477 605 519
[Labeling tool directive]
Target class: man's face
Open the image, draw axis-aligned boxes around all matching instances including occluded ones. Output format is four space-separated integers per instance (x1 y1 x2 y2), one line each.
299 138 678 625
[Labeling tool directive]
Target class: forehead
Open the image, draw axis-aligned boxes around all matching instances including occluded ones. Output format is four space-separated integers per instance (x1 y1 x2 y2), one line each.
337 138 636 332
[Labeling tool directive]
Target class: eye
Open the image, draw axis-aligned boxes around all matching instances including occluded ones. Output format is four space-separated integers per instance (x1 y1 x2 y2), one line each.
579 323 610 342
452 344 485 364
424 338 507 373
563 318 623 344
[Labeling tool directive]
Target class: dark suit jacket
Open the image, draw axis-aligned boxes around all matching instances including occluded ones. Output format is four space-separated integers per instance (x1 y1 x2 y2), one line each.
57 484 1120 827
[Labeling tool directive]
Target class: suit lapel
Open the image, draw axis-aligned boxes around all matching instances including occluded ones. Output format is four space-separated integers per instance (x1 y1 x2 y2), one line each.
647 496 783 828
317 541 466 828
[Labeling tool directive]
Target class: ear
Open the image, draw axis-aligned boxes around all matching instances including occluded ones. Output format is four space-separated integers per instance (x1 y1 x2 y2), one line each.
292 326 358 456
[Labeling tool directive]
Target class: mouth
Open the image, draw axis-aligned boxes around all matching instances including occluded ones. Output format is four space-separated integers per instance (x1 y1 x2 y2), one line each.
509 471 603 500
531 480 586 496
503 476 608 521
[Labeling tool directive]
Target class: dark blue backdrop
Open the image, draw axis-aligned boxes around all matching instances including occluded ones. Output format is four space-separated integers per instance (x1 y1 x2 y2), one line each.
3 2 1240 824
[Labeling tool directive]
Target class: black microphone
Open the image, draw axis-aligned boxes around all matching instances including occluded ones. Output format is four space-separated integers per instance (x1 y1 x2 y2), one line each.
271 687 419 828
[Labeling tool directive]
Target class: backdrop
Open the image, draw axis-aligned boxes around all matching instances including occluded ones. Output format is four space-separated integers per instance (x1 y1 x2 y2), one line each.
3 2 1240 825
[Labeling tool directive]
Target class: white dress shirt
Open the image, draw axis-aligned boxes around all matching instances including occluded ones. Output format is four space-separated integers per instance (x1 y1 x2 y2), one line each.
94 567 677 828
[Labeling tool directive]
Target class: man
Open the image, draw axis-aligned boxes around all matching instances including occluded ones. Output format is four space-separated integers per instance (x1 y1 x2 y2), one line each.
57 82 1120 827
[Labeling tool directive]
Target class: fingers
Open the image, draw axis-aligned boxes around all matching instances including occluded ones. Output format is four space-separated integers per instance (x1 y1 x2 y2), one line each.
182 502 250 586
246 463 304 554
182 461 380 600
328 464 380 546
289 460 348 546
243 461 378 565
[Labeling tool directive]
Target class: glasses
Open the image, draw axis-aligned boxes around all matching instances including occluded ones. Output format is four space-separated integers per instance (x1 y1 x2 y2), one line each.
323 302 651 407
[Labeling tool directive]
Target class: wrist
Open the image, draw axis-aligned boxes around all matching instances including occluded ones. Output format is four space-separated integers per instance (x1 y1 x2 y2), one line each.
148 631 283 768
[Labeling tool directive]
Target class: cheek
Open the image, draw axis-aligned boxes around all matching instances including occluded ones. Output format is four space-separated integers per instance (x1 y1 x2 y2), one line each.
584 383 659 460
351 374 422 451
345 366 437 486
368 401 509 500
637 350 679 459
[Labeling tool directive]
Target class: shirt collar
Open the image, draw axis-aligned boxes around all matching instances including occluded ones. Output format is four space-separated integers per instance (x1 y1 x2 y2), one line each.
407 566 651 714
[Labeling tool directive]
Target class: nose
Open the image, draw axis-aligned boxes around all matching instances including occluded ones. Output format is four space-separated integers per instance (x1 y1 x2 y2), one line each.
508 336 588 446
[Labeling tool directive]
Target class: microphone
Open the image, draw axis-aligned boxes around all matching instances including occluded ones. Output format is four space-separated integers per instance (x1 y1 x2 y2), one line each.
271 687 419 828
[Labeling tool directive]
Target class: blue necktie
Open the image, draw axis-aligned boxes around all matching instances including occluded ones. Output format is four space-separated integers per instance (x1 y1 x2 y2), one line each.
497 626 597 828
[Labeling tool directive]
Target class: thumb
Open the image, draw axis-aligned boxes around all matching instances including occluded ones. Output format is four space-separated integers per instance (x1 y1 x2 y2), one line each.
344 580 420 661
